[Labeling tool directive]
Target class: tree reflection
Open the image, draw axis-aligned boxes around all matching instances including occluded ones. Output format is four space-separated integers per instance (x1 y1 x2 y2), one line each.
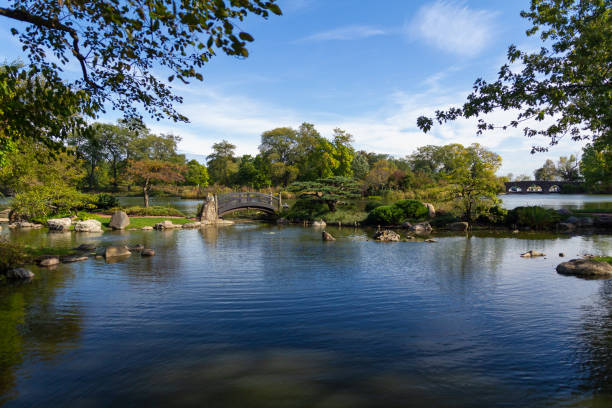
0 269 83 404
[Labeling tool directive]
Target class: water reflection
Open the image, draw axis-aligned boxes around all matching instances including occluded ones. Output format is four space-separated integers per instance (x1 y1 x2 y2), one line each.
0 268 83 405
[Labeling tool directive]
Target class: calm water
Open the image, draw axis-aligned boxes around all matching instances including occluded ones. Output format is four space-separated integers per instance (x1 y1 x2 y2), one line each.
1 225 612 407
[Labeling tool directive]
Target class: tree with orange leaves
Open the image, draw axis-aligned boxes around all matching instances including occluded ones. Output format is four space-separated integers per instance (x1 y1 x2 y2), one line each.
127 160 185 208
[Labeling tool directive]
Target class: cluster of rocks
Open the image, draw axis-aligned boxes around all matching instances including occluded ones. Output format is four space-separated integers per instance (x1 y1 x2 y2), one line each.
556 209 612 232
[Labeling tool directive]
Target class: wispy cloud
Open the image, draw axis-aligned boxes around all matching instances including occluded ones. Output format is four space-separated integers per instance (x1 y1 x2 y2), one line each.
299 25 388 42
408 0 498 57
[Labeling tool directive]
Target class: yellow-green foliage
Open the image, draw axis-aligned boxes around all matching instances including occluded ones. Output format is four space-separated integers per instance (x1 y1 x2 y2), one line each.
0 239 31 273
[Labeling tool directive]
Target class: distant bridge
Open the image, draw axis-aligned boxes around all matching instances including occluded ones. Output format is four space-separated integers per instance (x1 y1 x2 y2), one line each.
216 192 283 216
504 180 583 193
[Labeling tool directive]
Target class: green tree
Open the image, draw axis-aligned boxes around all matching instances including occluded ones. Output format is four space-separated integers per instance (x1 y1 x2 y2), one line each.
534 159 559 180
0 0 282 143
580 143 612 192
331 128 355 178
417 0 611 152
556 155 581 181
232 155 271 188
68 129 108 190
207 140 237 185
259 127 299 186
184 160 209 188
289 177 361 212
351 152 370 180
444 144 502 222
95 123 130 190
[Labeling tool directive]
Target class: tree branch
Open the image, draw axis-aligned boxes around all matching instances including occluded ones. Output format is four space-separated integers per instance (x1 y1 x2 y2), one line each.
0 7 95 87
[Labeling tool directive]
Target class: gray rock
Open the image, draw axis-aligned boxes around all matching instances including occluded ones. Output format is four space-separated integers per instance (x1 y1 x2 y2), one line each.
39 257 60 267
312 219 326 228
141 249 156 257
47 218 72 231
10 222 42 229
61 255 88 263
197 193 218 222
142 226 154 231
425 238 437 243
6 268 34 279
154 220 178 230
410 222 432 235
424 203 436 218
104 245 131 258
521 250 546 258
373 230 401 242
74 219 103 233
182 222 202 229
447 222 469 231
109 211 130 230
556 259 612 277
401 221 413 229
322 231 336 241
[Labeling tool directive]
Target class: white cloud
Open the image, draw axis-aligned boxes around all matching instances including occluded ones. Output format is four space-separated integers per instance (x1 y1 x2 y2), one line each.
408 1 498 57
299 25 388 42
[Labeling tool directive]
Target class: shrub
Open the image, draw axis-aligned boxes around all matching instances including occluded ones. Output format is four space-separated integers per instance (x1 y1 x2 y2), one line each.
365 201 384 212
0 239 31 274
365 205 404 225
394 200 428 219
507 206 560 229
476 205 508 225
430 214 461 227
120 206 185 217
96 193 119 209
11 185 88 220
286 199 327 221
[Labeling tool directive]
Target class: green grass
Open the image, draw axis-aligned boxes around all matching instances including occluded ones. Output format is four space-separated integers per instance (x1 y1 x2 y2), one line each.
322 210 368 224
593 257 612 265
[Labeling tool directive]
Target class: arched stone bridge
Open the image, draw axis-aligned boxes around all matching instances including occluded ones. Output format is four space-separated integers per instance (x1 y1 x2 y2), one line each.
504 180 583 193
217 192 283 216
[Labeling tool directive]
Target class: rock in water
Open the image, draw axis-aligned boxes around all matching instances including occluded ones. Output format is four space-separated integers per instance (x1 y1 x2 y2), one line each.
76 243 97 251
39 257 60 267
61 255 89 263
47 218 72 231
322 231 336 241
6 268 34 279
74 219 103 233
104 245 131 258
154 220 178 230
142 226 154 231
520 250 546 258
141 249 156 257
109 211 130 230
373 230 401 242
401 222 412 229
425 239 437 243
182 222 202 229
556 259 612 277
448 222 469 231
410 222 432 235
128 244 145 252
312 219 326 228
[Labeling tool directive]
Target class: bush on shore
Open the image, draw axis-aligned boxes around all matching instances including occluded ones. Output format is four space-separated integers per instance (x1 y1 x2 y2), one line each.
0 239 31 274
507 206 561 229
365 199 428 225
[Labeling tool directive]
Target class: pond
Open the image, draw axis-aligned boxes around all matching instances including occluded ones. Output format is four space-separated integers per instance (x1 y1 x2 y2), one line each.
500 194 612 210
1 224 612 407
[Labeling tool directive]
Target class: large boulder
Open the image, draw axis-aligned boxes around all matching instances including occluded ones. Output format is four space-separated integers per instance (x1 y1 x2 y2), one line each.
410 222 432 235
9 222 42 229
447 222 469 231
74 219 103 233
424 203 436 218
520 250 546 258
104 245 131 258
47 218 72 231
141 249 155 257
109 211 130 230
322 231 336 241
556 259 612 277
198 194 218 222
401 221 412 229
60 255 89 263
373 230 401 242
312 219 326 228
6 268 34 279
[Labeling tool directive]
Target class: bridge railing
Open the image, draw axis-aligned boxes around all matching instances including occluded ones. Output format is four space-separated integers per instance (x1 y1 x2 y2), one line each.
216 192 281 214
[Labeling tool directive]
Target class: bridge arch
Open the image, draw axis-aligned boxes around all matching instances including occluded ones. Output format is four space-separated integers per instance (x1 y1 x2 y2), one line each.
216 192 282 217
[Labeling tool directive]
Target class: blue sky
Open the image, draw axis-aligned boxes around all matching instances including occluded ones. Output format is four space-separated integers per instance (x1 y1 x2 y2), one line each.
0 0 586 176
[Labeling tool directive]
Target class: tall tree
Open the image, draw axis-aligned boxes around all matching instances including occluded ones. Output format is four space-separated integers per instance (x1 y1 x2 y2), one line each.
0 0 282 149
289 177 361 212
417 0 611 152
184 160 209 188
259 127 299 186
351 152 370 180
93 123 130 190
331 128 355 178
556 155 581 181
207 140 237 185
580 143 612 192
68 130 107 190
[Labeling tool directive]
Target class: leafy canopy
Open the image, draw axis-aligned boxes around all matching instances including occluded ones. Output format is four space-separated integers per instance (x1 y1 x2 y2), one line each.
288 176 361 212
417 0 611 152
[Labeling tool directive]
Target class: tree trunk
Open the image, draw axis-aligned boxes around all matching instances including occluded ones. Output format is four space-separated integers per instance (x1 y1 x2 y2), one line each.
143 179 150 208
112 157 118 191
326 200 337 212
